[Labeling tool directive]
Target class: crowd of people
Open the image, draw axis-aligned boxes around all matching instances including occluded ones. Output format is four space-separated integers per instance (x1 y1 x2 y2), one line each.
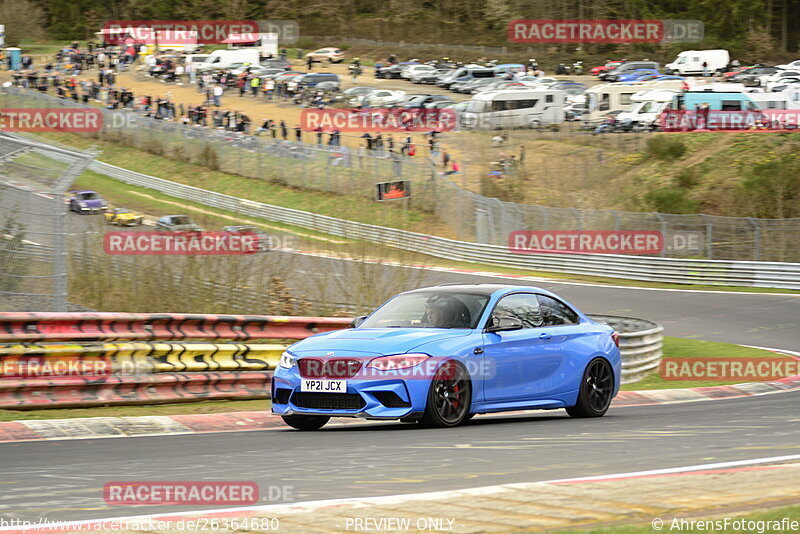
7 42 462 171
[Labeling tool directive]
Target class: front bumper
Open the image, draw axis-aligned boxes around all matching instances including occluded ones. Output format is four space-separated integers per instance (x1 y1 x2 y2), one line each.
271 366 430 419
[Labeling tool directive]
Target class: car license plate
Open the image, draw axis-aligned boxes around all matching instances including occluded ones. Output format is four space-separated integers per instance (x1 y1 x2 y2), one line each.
300 379 347 393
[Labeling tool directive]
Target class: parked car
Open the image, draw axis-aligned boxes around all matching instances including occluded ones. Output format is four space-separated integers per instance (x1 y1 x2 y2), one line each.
760 70 800 90
362 89 407 107
601 61 660 82
306 47 344 63
402 95 453 108
68 190 107 214
402 64 437 79
271 284 621 429
156 215 202 232
378 62 419 79
261 58 292 69
222 225 270 252
775 59 800 70
729 66 778 86
458 78 498 94
550 82 588 96
411 68 453 84
297 73 340 88
591 60 624 76
617 69 661 82
104 207 143 226
339 86 376 105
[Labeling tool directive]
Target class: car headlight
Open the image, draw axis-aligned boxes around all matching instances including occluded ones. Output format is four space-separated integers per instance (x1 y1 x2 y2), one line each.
367 353 430 370
278 351 296 369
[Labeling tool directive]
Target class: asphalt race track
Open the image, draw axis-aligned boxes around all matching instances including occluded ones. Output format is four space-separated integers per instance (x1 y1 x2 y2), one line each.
2 173 799 526
1 391 799 522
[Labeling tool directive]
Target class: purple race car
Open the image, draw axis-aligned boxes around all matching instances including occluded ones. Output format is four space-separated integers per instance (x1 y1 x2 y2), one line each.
68 190 107 214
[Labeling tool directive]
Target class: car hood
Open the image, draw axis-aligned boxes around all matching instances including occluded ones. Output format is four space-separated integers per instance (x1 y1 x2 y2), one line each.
289 328 472 356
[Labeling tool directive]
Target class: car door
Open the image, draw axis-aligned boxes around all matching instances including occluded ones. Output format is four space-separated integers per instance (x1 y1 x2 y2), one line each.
535 294 587 394
481 293 565 402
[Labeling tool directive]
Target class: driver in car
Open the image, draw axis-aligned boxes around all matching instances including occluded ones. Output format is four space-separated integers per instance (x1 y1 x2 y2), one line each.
424 296 471 328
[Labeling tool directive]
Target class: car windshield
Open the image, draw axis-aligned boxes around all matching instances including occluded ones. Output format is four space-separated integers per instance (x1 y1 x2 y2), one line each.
172 216 190 225
79 192 98 200
359 291 490 329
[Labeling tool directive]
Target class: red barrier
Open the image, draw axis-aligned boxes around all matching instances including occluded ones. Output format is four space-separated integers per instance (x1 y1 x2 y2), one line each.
0 313 352 343
0 372 272 409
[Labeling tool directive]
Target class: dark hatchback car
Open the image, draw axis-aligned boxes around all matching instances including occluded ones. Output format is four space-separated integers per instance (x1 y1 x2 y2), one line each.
729 66 778 86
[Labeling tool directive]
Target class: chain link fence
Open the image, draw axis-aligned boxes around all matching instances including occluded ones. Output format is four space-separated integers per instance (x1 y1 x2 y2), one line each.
3 87 799 262
0 134 97 311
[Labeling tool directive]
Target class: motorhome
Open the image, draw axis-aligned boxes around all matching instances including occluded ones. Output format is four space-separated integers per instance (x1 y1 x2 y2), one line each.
616 89 681 129
461 87 566 129
664 50 730 76
583 79 686 122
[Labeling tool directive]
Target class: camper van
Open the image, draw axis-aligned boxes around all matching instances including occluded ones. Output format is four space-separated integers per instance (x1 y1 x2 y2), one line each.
665 50 730 76
196 49 261 72
461 88 566 129
682 86 800 111
584 79 686 122
616 89 681 129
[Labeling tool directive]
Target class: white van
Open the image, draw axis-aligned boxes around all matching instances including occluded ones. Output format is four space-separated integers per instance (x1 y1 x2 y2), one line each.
197 49 261 72
616 89 680 129
584 79 686 122
665 50 730 76
461 88 566 129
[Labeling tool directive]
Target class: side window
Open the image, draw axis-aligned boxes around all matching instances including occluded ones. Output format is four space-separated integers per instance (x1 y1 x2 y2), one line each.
490 293 543 329
599 93 610 111
721 100 742 111
537 295 579 326
491 100 509 112
545 94 553 103
620 93 634 106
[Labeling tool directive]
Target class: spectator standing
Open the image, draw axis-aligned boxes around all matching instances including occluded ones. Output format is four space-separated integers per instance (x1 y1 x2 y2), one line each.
250 75 260 96
213 84 223 107
280 120 288 140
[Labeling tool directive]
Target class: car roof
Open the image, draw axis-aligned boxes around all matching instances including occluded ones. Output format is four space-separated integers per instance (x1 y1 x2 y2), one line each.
403 284 548 297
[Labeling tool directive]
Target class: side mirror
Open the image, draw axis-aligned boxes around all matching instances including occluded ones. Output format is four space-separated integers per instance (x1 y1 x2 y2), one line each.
350 316 367 328
485 317 524 333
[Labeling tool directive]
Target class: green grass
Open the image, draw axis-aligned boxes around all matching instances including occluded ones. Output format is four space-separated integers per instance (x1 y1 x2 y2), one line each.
72 167 350 243
620 337 787 390
548 504 800 534
16 133 800 295
0 399 271 421
32 132 434 233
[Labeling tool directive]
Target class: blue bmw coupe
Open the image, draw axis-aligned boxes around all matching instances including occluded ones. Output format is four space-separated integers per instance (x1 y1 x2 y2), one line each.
272 284 621 429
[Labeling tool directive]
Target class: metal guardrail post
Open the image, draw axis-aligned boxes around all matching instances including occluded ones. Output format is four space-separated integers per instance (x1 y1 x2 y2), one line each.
655 212 667 258
700 214 714 260
748 217 761 261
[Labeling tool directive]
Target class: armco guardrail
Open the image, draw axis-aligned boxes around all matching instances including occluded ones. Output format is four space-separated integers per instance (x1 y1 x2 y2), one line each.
0 312 351 343
11 135 800 289
0 372 272 409
0 342 286 376
0 313 663 408
592 315 664 384
83 158 800 290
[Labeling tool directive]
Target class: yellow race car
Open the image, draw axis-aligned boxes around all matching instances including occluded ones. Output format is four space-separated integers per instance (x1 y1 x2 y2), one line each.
104 207 144 226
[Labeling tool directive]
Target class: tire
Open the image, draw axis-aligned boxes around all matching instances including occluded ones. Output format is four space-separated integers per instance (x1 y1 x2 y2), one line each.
420 360 472 428
566 357 614 418
281 414 330 430
529 119 541 129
